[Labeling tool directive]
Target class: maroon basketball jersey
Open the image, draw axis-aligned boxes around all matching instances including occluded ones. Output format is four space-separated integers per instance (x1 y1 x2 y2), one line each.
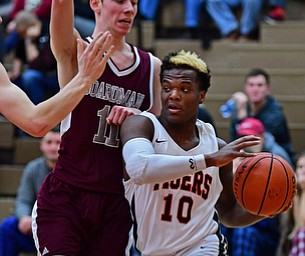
53 43 154 194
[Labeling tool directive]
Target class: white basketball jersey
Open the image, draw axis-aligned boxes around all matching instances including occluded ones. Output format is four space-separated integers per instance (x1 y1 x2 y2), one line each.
124 112 225 255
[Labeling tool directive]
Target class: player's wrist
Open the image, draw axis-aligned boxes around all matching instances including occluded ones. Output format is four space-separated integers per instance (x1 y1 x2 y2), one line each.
204 154 217 168
193 154 206 170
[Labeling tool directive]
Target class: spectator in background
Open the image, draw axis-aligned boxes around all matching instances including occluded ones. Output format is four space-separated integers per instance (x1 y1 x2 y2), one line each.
0 128 60 256
74 0 95 38
0 0 13 60
288 151 305 256
276 152 305 256
206 0 264 41
277 151 305 256
236 117 293 166
4 0 51 54
228 68 295 164
7 11 59 107
139 0 203 39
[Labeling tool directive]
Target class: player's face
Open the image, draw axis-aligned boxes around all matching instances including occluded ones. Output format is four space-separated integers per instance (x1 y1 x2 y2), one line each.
98 0 138 37
244 75 271 104
40 132 61 162
160 68 205 123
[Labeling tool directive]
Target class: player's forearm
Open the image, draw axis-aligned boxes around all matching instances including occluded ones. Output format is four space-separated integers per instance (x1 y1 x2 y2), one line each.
220 203 265 228
25 73 92 136
123 138 206 184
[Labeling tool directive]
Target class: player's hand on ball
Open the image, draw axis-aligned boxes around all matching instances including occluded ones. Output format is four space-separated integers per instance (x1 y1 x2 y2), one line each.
206 135 261 168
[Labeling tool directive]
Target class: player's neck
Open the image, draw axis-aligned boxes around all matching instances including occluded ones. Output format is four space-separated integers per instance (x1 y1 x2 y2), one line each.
111 43 134 70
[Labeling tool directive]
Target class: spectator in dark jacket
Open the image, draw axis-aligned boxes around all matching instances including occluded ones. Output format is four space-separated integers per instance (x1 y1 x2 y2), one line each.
228 68 295 164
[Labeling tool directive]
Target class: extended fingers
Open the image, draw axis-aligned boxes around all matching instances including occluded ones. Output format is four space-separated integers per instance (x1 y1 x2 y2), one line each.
107 107 138 125
234 135 261 149
90 31 113 58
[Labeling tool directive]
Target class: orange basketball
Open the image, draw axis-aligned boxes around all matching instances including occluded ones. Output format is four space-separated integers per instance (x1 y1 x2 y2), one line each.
233 152 297 216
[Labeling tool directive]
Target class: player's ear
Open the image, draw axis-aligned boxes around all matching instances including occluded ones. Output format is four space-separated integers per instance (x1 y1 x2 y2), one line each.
90 0 102 12
199 91 206 104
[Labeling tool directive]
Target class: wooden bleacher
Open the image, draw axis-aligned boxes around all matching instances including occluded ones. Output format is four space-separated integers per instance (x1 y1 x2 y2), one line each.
131 0 305 155
0 118 40 256
0 118 41 223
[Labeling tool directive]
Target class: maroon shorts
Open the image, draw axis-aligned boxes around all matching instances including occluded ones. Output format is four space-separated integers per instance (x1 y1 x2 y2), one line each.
32 173 132 256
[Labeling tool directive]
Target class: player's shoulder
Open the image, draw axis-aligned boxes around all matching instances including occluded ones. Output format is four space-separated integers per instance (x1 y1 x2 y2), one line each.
151 55 162 68
123 112 153 128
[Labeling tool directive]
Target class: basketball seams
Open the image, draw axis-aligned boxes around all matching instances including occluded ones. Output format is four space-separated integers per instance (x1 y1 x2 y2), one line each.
257 155 274 215
241 156 271 213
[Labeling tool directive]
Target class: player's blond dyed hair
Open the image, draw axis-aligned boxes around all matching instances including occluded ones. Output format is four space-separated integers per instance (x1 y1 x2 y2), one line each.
169 50 208 74
160 50 211 91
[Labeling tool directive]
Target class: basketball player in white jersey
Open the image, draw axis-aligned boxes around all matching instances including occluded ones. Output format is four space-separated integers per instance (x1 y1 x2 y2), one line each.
121 50 269 255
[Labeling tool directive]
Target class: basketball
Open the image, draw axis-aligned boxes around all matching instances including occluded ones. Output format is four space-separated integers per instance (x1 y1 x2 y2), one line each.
233 153 297 216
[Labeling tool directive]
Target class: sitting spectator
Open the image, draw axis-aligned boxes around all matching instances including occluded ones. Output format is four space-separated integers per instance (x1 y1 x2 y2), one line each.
0 0 13 60
288 151 305 256
276 151 305 256
206 0 264 41
228 68 295 164
139 0 203 39
4 0 51 54
7 10 59 106
73 0 95 38
236 117 293 166
0 128 60 256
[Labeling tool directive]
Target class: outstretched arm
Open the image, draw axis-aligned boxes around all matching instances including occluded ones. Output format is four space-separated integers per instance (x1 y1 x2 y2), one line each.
0 32 114 137
121 115 261 184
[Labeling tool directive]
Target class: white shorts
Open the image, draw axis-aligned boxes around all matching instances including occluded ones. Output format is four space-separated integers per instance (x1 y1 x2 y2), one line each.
176 234 228 256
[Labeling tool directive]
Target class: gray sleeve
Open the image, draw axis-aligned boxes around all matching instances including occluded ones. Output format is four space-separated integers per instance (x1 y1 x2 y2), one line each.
15 157 48 219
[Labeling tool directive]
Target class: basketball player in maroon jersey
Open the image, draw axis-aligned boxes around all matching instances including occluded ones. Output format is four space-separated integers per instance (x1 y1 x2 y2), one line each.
31 0 162 255
0 15 113 137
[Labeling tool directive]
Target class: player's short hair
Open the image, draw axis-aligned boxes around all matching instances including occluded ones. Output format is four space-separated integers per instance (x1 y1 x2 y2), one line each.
160 50 211 92
245 68 270 84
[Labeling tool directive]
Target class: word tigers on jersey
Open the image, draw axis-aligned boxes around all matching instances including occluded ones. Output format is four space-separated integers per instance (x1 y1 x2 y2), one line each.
86 81 145 108
153 171 213 199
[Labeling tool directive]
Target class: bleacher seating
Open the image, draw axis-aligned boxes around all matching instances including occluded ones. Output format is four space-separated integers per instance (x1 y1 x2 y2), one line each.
0 119 41 224
146 0 305 155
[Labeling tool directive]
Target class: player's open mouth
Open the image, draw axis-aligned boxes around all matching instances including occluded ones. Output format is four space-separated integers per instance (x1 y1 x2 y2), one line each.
168 103 181 113
119 19 132 25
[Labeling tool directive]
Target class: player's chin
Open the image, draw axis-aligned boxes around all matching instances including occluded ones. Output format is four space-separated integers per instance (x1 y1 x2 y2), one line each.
117 24 132 35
